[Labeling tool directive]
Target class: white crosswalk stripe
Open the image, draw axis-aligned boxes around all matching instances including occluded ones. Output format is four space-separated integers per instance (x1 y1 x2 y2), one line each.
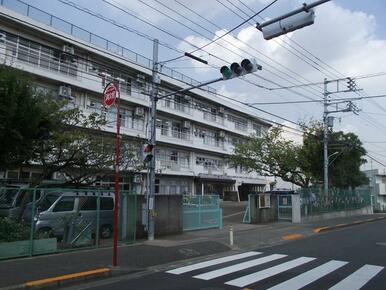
329 264 384 290
165 251 261 275
267 260 348 290
165 252 385 289
225 256 316 287
193 253 287 280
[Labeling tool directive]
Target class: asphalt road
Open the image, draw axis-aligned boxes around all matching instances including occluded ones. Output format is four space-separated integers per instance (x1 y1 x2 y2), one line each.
72 219 386 290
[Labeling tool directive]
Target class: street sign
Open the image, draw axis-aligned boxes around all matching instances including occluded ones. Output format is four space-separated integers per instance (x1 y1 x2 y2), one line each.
102 82 118 108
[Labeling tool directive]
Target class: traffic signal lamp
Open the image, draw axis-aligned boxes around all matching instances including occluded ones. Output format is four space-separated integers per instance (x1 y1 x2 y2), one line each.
143 144 154 163
220 58 262 80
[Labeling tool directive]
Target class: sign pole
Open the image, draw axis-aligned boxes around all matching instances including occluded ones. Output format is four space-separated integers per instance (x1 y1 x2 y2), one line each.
113 83 120 267
102 82 120 267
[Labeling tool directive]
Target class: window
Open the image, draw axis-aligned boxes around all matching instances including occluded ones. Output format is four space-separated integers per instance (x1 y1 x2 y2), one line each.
101 197 114 210
53 196 75 212
79 197 97 211
39 194 60 211
253 123 262 137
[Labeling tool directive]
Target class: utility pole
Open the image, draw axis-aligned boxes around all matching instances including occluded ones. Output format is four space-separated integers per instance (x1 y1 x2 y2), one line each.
322 77 360 196
146 51 261 240
148 39 159 241
323 78 329 195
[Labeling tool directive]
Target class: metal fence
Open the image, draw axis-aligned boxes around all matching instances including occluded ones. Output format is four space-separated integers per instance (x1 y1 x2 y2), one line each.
298 188 371 217
0 187 136 260
182 195 223 231
277 194 292 221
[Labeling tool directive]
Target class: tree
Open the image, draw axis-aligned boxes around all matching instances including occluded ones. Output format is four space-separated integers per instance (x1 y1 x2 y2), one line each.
302 123 368 188
0 65 143 186
0 65 49 170
230 127 312 187
230 122 368 189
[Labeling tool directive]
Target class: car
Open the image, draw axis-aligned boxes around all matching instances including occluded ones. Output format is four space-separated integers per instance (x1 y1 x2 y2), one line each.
34 191 115 240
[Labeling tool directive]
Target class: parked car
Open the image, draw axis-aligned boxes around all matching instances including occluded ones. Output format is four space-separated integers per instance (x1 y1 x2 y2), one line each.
22 191 63 224
0 185 32 220
34 191 115 239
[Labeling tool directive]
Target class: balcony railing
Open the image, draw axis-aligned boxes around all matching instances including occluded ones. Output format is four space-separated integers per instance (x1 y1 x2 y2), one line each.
158 127 191 141
1 0 216 94
203 112 225 126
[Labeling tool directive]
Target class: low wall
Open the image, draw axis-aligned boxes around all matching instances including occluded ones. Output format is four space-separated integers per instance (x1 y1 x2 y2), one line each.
250 194 278 223
301 206 373 222
135 195 183 239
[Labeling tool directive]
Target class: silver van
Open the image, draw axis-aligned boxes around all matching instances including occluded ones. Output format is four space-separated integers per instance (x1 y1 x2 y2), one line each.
35 191 114 239
0 185 33 220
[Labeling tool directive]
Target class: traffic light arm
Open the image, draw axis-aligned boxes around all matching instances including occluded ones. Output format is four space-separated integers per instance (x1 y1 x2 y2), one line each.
157 77 224 101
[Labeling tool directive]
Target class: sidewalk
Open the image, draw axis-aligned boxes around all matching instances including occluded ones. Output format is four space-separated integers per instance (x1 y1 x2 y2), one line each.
0 213 385 289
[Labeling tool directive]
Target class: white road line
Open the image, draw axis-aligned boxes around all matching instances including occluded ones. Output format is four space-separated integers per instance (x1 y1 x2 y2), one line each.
194 254 287 280
329 264 384 290
267 260 348 290
166 251 261 275
225 256 316 287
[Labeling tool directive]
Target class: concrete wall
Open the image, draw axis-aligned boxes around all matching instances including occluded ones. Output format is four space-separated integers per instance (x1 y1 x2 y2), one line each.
301 206 373 222
135 195 183 239
250 194 278 223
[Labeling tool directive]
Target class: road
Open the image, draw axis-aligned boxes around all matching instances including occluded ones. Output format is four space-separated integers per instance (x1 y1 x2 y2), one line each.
69 219 386 290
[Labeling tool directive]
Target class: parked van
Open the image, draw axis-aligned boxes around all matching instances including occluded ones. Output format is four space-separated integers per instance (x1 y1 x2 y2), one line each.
34 191 114 239
0 185 33 220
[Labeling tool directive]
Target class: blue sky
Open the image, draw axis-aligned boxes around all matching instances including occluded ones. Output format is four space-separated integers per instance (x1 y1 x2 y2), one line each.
8 0 386 170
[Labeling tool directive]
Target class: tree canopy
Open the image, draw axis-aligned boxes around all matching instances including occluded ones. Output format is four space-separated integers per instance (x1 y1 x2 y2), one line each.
0 65 143 186
230 122 368 189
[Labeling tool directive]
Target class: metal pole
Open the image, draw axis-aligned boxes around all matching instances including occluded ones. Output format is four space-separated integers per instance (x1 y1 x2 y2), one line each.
323 78 329 196
148 39 159 241
28 188 37 256
112 84 121 266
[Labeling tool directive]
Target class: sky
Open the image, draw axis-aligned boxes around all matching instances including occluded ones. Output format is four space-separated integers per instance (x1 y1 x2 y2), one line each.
12 0 386 171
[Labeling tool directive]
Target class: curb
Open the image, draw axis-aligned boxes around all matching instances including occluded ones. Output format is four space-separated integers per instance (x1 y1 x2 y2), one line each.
1 268 111 290
313 216 386 233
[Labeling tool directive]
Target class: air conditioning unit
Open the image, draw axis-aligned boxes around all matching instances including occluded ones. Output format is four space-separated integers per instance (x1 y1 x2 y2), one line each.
135 107 145 117
219 106 225 114
62 44 74 55
183 120 191 128
58 85 74 100
133 174 143 183
219 130 226 138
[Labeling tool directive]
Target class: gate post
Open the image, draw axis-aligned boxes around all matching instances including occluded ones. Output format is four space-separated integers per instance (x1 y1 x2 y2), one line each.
291 194 301 223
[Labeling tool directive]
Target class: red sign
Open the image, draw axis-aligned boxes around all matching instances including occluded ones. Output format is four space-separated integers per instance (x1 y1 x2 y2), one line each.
102 82 118 108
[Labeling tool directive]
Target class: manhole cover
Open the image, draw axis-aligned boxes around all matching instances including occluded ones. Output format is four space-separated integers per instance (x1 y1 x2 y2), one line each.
178 248 200 257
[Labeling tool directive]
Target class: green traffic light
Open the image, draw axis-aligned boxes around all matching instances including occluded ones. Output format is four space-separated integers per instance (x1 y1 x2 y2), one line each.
220 66 232 79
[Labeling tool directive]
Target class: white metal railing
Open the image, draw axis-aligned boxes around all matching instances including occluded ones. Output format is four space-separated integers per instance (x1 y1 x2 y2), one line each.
203 112 225 125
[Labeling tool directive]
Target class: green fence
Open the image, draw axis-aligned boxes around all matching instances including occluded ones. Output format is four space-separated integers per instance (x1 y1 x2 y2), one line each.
182 195 223 231
298 188 371 217
0 187 136 260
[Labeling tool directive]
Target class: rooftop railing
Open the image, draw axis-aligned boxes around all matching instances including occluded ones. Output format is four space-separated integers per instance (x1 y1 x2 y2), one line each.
1 0 216 94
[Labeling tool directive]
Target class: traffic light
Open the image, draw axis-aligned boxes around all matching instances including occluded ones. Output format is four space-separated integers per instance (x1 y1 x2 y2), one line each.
143 144 154 163
220 58 262 80
346 77 356 91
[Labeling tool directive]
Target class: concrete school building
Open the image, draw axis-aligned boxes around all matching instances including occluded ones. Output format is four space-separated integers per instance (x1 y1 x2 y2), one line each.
0 0 272 200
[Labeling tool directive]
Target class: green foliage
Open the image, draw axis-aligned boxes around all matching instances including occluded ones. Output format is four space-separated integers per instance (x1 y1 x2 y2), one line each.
0 65 50 170
230 122 368 188
0 218 30 243
0 64 143 186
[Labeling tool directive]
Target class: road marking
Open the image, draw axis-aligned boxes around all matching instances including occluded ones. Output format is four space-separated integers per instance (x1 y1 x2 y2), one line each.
194 254 287 280
225 256 316 287
223 211 246 218
267 260 348 290
329 264 384 290
166 251 261 275
282 234 304 240
24 268 111 287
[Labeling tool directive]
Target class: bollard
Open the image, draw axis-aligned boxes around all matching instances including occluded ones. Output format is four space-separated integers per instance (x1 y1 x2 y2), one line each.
229 226 234 246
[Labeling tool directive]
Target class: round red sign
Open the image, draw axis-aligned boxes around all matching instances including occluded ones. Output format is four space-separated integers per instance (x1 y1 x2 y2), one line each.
102 82 118 108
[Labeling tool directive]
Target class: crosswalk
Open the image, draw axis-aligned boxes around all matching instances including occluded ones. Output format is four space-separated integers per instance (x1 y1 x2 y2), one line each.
165 251 384 289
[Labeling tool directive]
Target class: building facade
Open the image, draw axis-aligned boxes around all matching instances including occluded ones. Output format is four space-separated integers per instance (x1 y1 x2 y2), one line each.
362 169 386 211
0 1 271 200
